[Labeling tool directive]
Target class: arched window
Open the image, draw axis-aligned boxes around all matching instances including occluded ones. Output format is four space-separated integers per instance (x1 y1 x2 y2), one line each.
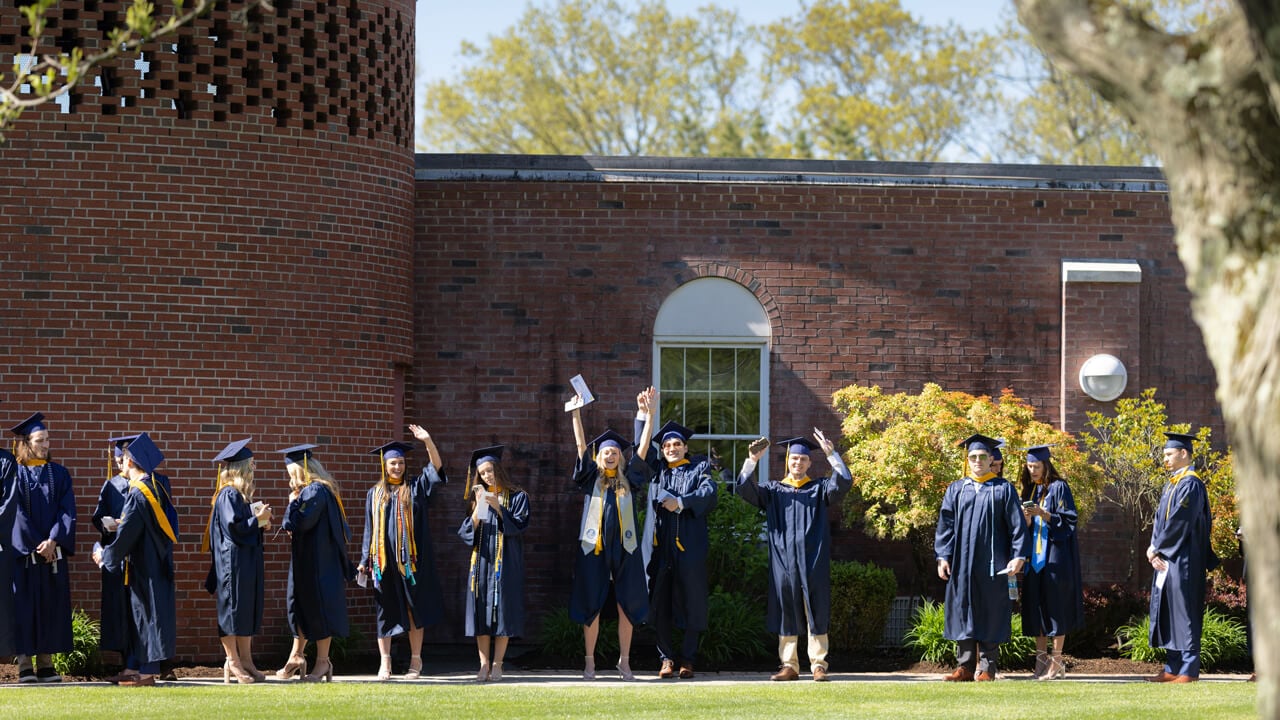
653 277 771 475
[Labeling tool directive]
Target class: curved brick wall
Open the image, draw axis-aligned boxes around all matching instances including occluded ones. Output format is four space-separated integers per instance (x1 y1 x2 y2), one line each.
0 0 414 661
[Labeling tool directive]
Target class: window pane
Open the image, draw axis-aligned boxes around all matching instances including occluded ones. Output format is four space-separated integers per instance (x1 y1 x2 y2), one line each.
663 393 685 428
735 394 760 435
709 348 737 391
709 391 738 435
661 348 684 391
736 349 761 391
686 349 712 391
683 394 711 435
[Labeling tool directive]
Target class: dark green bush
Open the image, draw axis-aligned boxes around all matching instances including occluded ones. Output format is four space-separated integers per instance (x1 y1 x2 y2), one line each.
1065 583 1148 656
829 560 896 651
538 606 620 660
1117 609 1248 669
697 590 770 666
704 491 768 601
52 608 102 677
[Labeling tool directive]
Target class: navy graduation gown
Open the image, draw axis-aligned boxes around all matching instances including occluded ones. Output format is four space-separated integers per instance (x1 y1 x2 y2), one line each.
1149 470 1214 652
934 475 1029 643
99 475 177 664
12 460 77 655
359 465 448 637
459 489 530 637
93 473 132 653
646 469 718 630
1020 478 1085 637
205 486 265 636
737 459 852 637
284 482 354 640
0 450 17 656
568 452 650 626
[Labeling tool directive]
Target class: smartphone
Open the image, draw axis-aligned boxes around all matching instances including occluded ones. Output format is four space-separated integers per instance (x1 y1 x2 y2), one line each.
1022 501 1036 508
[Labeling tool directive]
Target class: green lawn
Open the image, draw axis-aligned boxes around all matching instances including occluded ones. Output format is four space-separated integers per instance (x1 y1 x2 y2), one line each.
0 681 1256 719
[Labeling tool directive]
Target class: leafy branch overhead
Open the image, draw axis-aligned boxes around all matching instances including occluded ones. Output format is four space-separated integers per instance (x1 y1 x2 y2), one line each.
0 0 274 141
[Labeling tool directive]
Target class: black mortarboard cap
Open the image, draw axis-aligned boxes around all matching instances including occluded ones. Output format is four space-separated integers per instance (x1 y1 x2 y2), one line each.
655 421 694 444
776 437 818 456
125 432 165 475
370 441 416 460
212 437 253 463
957 433 1000 454
278 443 318 465
11 412 46 436
1164 432 1195 452
1025 444 1053 463
110 434 140 458
471 445 505 469
590 429 630 452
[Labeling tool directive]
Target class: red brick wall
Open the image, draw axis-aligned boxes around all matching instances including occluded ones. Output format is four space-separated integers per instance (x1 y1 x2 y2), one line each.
0 0 414 661
413 157 1220 623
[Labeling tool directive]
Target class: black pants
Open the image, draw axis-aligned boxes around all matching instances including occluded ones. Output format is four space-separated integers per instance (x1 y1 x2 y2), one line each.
956 639 999 674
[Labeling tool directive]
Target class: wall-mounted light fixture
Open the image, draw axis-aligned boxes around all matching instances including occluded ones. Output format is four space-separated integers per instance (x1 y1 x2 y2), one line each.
1079 353 1127 402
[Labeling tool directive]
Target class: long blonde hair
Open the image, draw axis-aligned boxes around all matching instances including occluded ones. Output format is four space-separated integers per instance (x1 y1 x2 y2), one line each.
219 458 255 502
289 457 341 499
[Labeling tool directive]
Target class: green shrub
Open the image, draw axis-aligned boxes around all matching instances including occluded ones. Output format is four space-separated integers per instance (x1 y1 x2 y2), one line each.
1117 609 1249 669
904 599 954 664
538 606 620 660
697 590 770 666
52 608 102 677
829 560 896 651
903 598 1037 668
705 491 769 600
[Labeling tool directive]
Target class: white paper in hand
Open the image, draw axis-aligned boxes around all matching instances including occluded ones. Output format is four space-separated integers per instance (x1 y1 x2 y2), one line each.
564 374 596 411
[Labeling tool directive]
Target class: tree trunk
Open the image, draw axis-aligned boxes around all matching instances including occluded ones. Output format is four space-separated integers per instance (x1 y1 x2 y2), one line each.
1017 1 1280 713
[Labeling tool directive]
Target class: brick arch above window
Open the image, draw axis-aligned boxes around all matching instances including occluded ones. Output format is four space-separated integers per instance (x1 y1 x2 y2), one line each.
653 263 781 342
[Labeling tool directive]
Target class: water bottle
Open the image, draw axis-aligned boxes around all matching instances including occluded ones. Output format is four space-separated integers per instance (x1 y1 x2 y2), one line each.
1007 574 1019 601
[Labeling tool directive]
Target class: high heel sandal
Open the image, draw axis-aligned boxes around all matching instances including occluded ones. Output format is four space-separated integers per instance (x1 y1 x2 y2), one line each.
489 661 503 682
241 661 267 683
376 655 392 682
616 656 634 682
583 655 596 681
276 655 307 680
404 658 422 680
303 657 333 683
224 658 256 684
1032 651 1048 679
476 663 490 682
1040 654 1066 680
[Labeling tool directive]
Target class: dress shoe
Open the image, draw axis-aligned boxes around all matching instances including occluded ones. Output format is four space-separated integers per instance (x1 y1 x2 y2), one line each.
119 674 157 687
105 670 141 685
1170 675 1198 683
659 659 676 679
1249 673 1257 682
812 666 830 682
36 666 63 683
943 666 974 682
770 665 799 681
975 671 995 682
678 663 695 679
1145 671 1176 683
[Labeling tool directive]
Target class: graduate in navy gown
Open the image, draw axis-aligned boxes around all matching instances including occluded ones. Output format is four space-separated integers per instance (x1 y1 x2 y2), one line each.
358 429 448 681
203 438 272 684
93 433 178 686
9 412 76 683
1145 431 1217 683
459 445 530 682
635 407 718 679
0 446 17 661
935 433 1029 682
567 389 655 681
94 437 139 663
737 430 851 682
276 444 355 682
1018 444 1084 680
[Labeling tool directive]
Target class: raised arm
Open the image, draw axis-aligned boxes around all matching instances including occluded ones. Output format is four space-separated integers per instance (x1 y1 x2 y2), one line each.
409 424 443 471
571 405 587 458
634 386 657 461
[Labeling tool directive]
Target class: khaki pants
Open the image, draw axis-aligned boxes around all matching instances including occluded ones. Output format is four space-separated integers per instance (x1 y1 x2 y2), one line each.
778 605 830 672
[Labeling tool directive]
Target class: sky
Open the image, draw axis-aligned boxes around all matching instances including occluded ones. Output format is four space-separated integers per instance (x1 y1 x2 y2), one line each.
414 0 1013 151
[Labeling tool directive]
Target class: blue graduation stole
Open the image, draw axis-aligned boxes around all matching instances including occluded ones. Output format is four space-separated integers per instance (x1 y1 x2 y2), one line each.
1031 514 1049 571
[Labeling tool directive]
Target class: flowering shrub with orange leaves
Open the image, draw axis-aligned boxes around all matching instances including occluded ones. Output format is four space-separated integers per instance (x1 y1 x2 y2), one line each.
832 383 1104 544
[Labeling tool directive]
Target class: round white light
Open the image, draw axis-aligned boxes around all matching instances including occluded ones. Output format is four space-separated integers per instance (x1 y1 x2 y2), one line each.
1079 353 1127 402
